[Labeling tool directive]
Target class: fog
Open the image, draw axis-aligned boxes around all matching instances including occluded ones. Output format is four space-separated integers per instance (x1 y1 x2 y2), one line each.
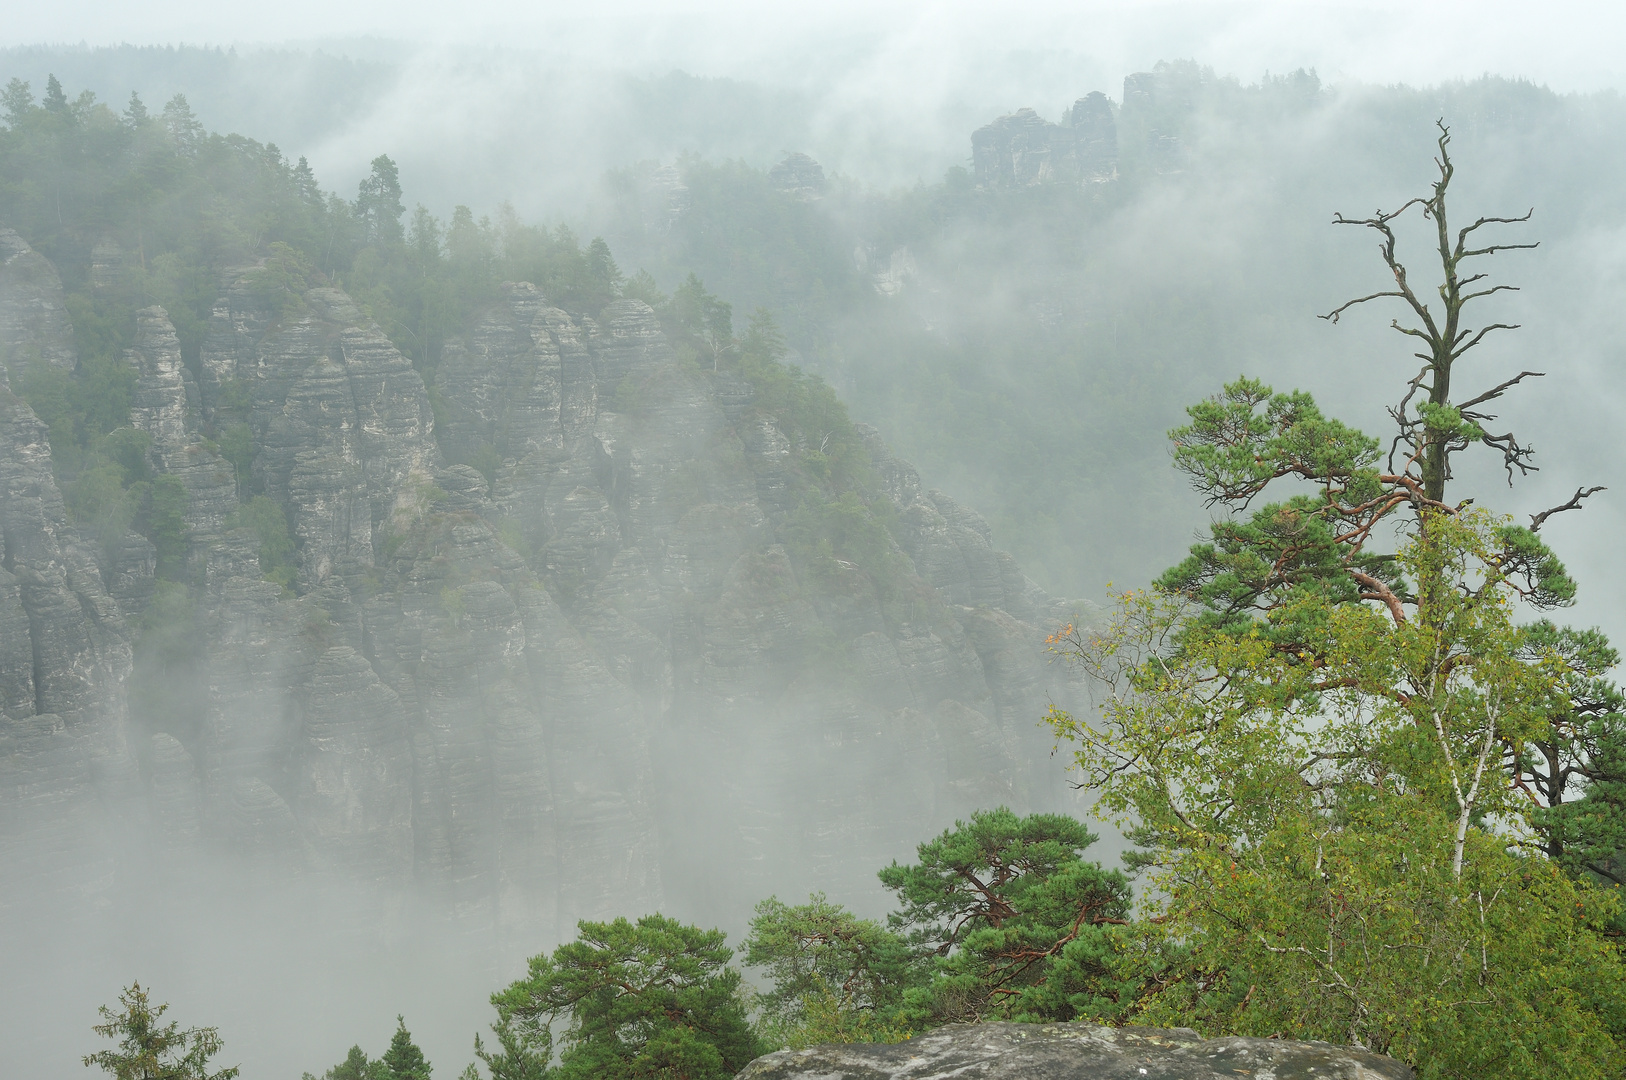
3 4 1626 1078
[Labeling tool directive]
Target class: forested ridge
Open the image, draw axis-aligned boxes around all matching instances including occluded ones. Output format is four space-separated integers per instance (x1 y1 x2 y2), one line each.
0 73 925 608
5 62 1626 1080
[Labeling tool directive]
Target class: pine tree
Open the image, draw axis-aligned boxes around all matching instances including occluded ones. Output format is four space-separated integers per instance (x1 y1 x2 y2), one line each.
124 91 149 126
161 94 203 154
381 1016 431 1080
83 983 240 1080
42 74 68 114
356 154 405 246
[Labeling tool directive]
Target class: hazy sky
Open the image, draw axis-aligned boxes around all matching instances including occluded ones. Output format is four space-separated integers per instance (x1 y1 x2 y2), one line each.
6 1 1626 95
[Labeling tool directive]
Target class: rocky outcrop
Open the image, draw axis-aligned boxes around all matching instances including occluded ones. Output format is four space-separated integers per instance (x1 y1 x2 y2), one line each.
769 153 826 201
0 227 76 377
120 305 259 588
0 374 135 917
0 241 1091 939
738 1022 1413 1079
147 732 203 856
628 164 693 234
972 93 1118 190
0 234 138 917
429 285 1088 920
855 247 917 298
1119 63 1215 173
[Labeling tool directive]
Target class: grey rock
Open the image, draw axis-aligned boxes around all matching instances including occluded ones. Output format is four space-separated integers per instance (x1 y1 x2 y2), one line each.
0 382 134 784
435 282 571 464
590 299 677 385
0 712 112 917
769 153 826 201
219 776 303 862
737 1021 1412 1079
1122 67 1203 173
202 275 438 589
0 227 76 376
124 306 261 586
126 306 192 461
293 646 413 880
147 733 203 855
972 94 1118 190
197 575 305 800
0 242 1096 938
102 530 157 609
629 164 692 232
88 237 124 293
0 568 35 721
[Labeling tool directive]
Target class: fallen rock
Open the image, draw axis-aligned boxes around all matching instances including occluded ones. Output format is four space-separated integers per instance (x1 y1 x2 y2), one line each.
736 1021 1412 1079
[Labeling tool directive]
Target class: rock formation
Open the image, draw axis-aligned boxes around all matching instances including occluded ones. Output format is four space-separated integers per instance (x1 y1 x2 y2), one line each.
0 237 1092 939
1120 63 1214 173
737 1021 1414 1079
972 92 1118 189
0 227 77 376
0 236 137 917
768 153 826 201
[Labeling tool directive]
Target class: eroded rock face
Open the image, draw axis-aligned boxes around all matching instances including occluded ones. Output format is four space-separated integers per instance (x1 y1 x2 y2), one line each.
972 93 1118 190
0 227 77 376
125 305 259 586
0 245 1093 939
0 239 138 918
737 1022 1414 1080
769 153 826 201
0 383 135 916
428 286 1091 921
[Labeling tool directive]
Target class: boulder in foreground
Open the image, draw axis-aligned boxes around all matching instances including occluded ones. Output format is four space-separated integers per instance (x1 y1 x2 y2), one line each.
736 1021 1413 1079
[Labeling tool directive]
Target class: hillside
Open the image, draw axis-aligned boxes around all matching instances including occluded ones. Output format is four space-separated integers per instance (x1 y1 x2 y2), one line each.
0 220 1084 940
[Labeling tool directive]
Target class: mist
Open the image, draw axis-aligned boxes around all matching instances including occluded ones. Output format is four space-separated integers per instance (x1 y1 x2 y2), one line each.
3 4 1626 1079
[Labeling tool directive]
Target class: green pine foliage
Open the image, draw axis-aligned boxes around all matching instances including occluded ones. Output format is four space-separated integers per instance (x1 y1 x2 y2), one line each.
381 1018 433 1080
302 1017 433 1080
1040 126 1626 1078
478 915 763 1080
744 894 917 1048
0 73 639 590
84 982 239 1080
878 808 1135 1026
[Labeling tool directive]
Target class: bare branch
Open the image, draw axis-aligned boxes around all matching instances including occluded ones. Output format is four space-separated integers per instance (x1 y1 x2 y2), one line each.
1458 284 1519 306
1457 209 1534 245
1332 197 1430 228
1477 429 1538 485
1319 291 1407 324
1530 486 1606 531
1457 371 1544 410
1455 322 1521 354
1459 242 1541 259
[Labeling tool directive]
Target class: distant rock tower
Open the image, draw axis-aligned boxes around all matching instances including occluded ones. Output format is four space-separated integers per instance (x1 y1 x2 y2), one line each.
970 92 1118 190
768 152 826 201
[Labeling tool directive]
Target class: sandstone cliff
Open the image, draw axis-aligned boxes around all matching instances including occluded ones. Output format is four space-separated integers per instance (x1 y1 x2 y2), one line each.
0 234 1090 939
972 93 1118 189
0 232 136 919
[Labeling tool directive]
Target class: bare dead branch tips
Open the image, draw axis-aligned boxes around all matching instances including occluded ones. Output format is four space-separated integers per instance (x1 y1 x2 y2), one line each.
1460 242 1541 259
1458 284 1520 307
1456 323 1522 354
1457 209 1535 242
1319 291 1407 323
1331 198 1431 228
1457 371 1544 410
1478 431 1538 485
1530 486 1606 531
